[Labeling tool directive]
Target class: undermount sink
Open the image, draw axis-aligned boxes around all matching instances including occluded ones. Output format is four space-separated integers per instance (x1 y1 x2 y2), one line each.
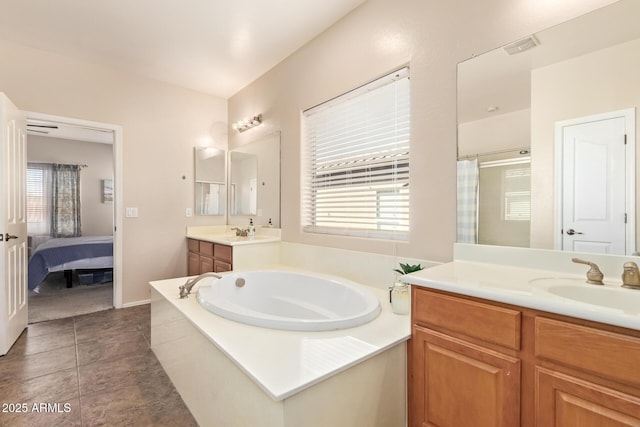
529 277 640 314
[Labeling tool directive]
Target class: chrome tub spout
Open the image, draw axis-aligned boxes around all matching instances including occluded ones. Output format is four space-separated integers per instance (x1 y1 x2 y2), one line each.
179 272 222 298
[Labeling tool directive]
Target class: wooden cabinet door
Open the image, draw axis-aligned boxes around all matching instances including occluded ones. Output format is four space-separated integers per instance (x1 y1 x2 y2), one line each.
536 367 640 427
188 251 200 276
411 326 521 427
199 256 214 273
214 260 232 273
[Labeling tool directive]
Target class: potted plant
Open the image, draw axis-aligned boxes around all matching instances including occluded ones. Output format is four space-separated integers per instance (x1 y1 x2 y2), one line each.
390 263 425 314
393 263 425 276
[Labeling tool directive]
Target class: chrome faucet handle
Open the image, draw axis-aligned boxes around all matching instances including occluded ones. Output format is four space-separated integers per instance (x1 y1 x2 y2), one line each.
622 262 640 289
571 258 604 285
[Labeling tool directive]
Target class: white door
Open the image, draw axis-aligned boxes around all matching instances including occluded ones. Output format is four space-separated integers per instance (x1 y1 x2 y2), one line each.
556 110 634 255
0 93 28 355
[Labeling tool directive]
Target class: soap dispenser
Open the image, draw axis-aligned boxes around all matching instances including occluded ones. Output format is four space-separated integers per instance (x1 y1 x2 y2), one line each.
248 218 255 237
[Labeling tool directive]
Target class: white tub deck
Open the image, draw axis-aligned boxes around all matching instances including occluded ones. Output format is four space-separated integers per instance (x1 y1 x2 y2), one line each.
150 273 410 427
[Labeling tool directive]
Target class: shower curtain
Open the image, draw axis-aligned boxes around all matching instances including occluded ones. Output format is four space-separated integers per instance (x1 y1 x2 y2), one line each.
456 159 479 244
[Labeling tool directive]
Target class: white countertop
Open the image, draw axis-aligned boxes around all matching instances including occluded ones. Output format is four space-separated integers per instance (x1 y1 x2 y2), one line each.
403 261 640 331
186 225 281 246
149 274 410 401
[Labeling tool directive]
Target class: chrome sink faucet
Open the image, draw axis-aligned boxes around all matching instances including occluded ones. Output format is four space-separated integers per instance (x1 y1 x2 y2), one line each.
571 258 604 285
622 262 640 289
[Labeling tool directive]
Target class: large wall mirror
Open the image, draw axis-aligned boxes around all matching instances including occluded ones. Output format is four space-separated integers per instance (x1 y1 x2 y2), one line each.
195 147 226 216
229 131 281 227
457 0 640 256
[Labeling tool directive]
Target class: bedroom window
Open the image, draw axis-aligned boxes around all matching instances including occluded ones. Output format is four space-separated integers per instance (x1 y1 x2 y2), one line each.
27 162 82 239
27 163 52 237
301 67 410 240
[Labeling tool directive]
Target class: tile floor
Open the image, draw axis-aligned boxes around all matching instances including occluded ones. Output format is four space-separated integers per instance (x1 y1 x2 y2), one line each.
0 305 199 427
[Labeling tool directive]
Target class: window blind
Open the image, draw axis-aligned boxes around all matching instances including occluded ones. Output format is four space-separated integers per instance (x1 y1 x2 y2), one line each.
26 163 52 236
503 166 531 221
302 67 410 239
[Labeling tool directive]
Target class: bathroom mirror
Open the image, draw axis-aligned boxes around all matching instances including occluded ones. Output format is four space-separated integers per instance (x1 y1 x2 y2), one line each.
195 147 226 216
457 0 640 255
230 151 258 215
229 131 281 227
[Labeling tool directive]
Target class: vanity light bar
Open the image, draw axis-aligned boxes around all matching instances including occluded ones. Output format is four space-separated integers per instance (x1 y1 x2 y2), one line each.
232 115 262 132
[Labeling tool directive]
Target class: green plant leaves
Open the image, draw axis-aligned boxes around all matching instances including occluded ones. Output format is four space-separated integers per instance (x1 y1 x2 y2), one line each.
394 263 424 275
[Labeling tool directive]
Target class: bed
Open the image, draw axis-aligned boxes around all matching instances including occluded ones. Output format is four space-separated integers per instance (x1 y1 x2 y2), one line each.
28 236 113 290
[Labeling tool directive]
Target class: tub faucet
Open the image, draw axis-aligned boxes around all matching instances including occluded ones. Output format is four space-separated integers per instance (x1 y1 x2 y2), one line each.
571 258 604 285
622 262 640 289
231 227 249 237
179 272 222 299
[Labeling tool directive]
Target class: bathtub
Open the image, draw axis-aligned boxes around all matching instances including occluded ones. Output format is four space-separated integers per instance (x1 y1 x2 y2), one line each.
195 270 381 331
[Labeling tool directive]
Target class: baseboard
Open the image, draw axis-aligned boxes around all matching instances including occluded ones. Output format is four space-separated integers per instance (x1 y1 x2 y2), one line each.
120 299 151 308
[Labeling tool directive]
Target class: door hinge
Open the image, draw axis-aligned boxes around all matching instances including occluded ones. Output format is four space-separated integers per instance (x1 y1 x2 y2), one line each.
625 213 628 224
624 134 628 145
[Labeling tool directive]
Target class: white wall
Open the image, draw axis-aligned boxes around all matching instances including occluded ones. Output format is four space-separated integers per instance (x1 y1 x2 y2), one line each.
228 0 617 263
0 39 227 304
458 109 531 157
27 135 114 236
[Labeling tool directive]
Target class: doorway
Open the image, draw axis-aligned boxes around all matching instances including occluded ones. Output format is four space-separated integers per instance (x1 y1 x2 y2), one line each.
554 108 636 255
26 112 122 323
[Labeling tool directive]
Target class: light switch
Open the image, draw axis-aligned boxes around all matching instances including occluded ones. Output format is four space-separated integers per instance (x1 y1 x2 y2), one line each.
186 208 192 217
125 207 139 218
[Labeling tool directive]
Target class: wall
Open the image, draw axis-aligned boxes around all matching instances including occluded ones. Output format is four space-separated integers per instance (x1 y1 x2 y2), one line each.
0 0 618 304
228 0 617 263
458 109 531 157
530 38 640 249
27 135 114 236
0 39 227 304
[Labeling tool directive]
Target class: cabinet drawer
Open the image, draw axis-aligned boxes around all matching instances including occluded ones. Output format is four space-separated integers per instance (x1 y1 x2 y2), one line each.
187 238 200 253
536 317 640 388
199 241 214 256
214 244 232 263
413 288 521 350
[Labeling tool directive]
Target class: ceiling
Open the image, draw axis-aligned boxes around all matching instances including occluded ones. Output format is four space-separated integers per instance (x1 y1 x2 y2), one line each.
457 0 640 124
26 119 115 144
0 0 366 99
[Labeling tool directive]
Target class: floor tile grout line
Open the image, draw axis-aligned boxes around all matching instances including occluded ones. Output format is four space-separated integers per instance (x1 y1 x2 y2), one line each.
73 316 84 427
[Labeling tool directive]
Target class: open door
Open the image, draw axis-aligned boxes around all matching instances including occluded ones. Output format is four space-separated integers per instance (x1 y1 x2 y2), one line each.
0 93 28 355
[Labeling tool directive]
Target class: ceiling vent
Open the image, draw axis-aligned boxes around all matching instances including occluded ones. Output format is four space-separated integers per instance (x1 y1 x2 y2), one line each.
503 35 539 55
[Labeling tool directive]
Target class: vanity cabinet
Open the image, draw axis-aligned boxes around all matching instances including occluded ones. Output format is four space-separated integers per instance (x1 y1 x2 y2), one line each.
409 287 640 427
535 317 640 426
409 289 521 427
187 238 232 275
